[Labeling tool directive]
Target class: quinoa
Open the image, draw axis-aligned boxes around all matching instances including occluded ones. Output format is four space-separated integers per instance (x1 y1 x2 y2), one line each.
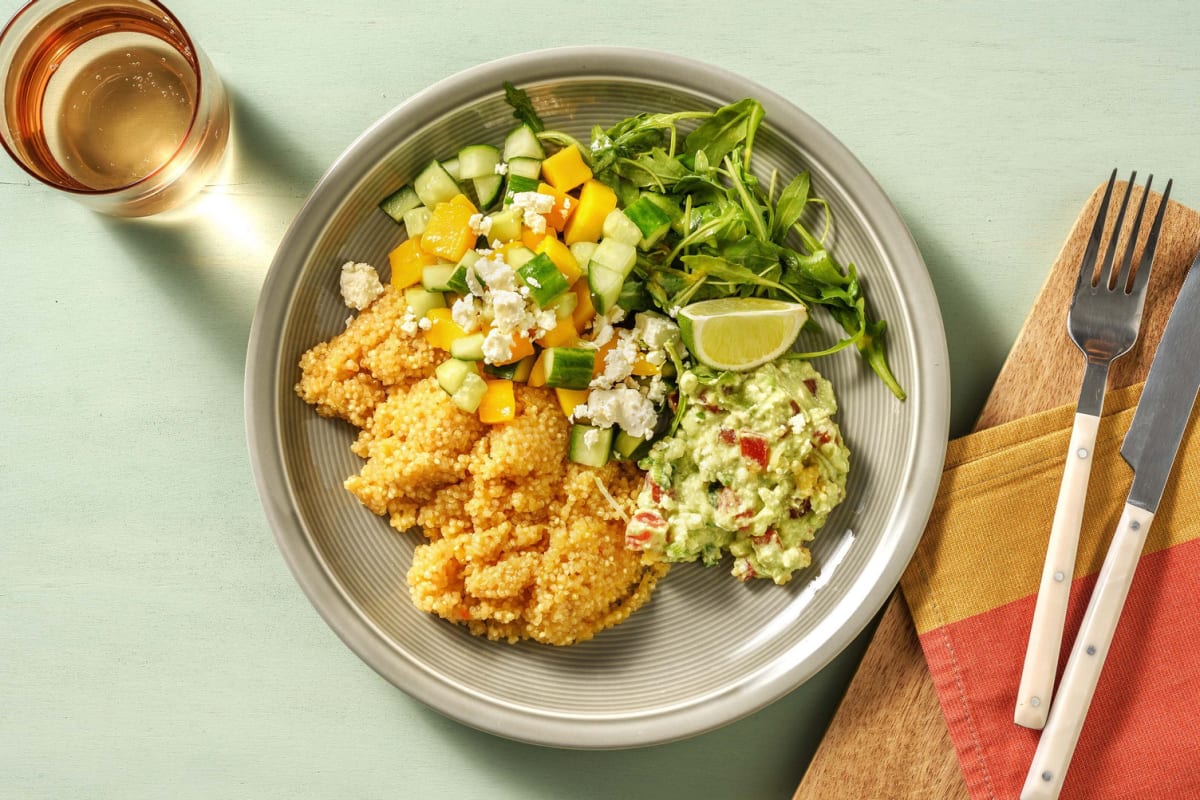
296 285 667 645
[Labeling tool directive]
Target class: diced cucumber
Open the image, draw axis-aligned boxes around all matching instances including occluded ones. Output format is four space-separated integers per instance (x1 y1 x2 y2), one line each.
414 159 461 207
441 157 461 182
624 195 673 248
450 332 486 361
378 185 421 224
517 252 570 307
473 175 503 209
569 241 598 270
404 286 446 319
546 291 578 320
457 144 500 179
612 429 650 461
484 354 535 382
403 206 431 236
542 347 596 390
487 207 521 243
590 238 637 277
601 209 642 247
568 424 613 468
506 156 542 179
504 174 540 205
504 245 536 270
451 372 489 413
587 264 626 314
616 280 653 313
639 191 682 223
449 250 479 294
421 263 458 292
503 124 546 160
436 358 479 395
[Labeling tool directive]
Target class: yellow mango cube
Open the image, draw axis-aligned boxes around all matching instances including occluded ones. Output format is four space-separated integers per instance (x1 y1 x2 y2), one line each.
388 238 439 289
540 145 593 192
555 388 590 418
535 237 582 285
478 380 516 424
420 194 478 262
422 307 469 351
536 316 579 348
563 180 616 245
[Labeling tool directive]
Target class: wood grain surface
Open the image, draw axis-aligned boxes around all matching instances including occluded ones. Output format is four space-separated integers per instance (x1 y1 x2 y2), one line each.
795 181 1200 799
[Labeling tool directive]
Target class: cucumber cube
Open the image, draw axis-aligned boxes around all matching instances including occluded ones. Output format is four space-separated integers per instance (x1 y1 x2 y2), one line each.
623 196 673 248
403 287 446 319
516 252 570 307
589 238 637 278
379 185 421 224
568 424 613 468
542 347 596 390
504 174 540 206
436 358 479 395
403 206 431 237
450 332 486 361
601 209 642 247
451 372 489 413
487 207 522 243
421 263 458 292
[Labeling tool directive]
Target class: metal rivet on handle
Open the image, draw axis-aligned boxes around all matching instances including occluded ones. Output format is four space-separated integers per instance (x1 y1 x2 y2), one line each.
1077 447 1089 459
1030 696 1041 708
1131 520 1141 530
1042 771 1053 782
1087 645 1097 655
1054 570 1065 582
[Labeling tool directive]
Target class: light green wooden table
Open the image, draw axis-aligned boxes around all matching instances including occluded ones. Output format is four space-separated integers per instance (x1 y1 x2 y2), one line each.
3 2 1198 798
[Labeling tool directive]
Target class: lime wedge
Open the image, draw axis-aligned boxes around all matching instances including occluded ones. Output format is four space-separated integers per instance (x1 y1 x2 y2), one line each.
678 298 808 371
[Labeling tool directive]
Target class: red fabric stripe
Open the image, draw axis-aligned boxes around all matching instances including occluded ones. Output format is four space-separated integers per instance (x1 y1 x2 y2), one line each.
918 537 1200 799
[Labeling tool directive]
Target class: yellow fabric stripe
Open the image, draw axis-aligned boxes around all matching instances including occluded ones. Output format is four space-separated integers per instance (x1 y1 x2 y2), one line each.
901 382 1200 635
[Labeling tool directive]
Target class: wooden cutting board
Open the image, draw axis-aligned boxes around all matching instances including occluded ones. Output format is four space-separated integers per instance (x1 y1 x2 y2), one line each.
795 180 1200 799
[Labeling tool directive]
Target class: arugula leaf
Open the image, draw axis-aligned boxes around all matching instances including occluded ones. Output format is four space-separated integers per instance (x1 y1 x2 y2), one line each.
684 98 764 167
502 81 543 133
771 172 811 243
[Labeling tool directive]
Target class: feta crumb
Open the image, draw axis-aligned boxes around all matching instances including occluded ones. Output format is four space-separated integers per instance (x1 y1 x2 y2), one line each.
490 290 530 332
474 256 518 292
452 296 480 332
418 317 432 331
339 261 384 311
468 213 493 237
511 191 556 214
482 328 515 363
574 386 658 439
523 210 547 235
400 306 420 335
464 263 485 297
591 329 639 390
494 162 509 176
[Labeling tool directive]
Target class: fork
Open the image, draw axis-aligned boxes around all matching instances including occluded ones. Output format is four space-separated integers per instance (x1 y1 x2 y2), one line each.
1013 169 1172 730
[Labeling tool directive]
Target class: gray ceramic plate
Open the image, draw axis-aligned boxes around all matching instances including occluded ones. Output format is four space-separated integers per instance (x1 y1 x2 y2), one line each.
245 46 949 749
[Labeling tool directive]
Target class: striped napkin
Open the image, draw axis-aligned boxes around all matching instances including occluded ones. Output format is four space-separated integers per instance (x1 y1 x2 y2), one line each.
900 382 1200 799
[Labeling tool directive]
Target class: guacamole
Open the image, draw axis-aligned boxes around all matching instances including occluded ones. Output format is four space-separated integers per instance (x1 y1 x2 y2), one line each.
625 359 850 584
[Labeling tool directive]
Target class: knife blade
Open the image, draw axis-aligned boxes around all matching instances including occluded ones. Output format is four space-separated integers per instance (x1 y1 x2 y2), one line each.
1021 247 1200 800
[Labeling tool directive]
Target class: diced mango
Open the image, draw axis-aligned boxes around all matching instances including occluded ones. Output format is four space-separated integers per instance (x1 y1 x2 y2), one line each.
555 388 590 418
536 182 575 231
536 237 582 285
521 226 554 251
527 351 548 387
540 145 593 193
563 180 617 245
571 278 597 332
423 307 469 351
421 194 478 262
496 333 536 365
388 238 439 289
631 354 661 376
478 380 516 423
591 338 617 379
537 316 579 348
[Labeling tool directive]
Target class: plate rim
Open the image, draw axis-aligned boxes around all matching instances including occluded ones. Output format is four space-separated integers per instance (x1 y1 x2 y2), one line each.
244 44 950 749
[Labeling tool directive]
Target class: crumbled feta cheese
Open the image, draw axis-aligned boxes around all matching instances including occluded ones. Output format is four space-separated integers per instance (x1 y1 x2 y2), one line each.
634 312 679 350
591 329 639 390
494 162 508 176
574 386 658 439
400 306 420 335
452 296 479 332
418 317 432 331
535 309 558 334
339 261 384 311
474 256 518 292
511 191 556 214
523 210 547 235
490 289 529 331
464 263 485 297
482 328 515 363
647 374 668 403
468 213 493 238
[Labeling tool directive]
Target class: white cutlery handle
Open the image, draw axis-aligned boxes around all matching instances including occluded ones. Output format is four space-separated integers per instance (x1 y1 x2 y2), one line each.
1020 502 1154 800
1014 412 1100 729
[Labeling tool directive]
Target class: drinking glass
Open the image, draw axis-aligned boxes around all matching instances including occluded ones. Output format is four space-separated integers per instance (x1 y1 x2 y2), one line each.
0 0 229 216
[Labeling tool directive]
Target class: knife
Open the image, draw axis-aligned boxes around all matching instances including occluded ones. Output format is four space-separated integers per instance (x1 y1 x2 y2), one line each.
1021 248 1200 800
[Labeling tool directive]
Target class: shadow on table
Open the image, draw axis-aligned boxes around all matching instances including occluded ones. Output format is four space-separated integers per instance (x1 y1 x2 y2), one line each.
404 623 876 800
98 84 323 374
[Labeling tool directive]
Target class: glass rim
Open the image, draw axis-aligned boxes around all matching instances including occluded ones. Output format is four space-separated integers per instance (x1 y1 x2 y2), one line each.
0 0 208 196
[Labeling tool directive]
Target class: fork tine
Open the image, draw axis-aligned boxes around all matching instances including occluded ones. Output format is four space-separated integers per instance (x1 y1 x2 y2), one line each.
1114 174 1152 293
1075 169 1118 292
1129 177 1173 296
1100 170 1136 289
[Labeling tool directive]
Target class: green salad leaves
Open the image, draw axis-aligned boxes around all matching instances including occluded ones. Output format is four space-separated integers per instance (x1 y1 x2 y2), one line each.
505 88 905 400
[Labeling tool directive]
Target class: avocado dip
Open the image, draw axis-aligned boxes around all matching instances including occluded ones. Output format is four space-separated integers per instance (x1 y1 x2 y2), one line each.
624 359 850 584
